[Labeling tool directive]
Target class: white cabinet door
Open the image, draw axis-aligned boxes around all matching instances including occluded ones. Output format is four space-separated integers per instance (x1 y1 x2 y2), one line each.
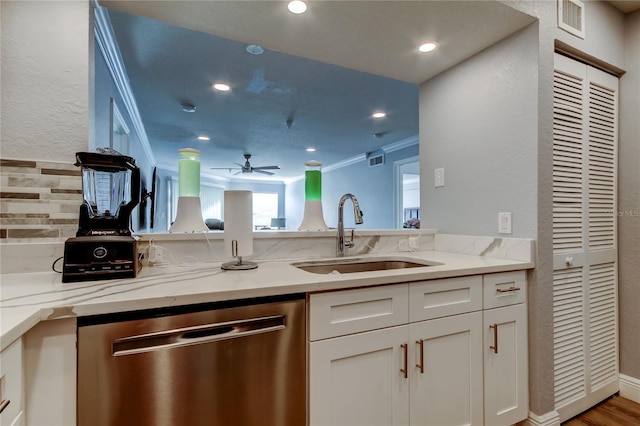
310 325 410 426
409 311 483 426
0 338 24 426
483 304 528 426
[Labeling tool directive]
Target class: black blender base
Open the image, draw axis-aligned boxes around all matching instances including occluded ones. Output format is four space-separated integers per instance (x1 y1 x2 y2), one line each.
62 236 140 283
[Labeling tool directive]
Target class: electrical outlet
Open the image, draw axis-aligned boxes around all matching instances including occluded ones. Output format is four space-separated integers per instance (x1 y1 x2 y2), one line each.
149 245 164 264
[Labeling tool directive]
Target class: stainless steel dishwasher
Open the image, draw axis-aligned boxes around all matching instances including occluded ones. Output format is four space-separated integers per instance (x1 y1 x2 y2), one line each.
77 294 306 426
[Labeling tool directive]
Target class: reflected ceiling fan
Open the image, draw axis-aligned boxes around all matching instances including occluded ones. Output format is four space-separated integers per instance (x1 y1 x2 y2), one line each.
211 153 280 175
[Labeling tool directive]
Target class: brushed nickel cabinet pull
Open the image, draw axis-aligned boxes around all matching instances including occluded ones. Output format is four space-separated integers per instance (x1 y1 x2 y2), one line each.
0 399 10 414
490 324 498 353
496 286 521 293
400 343 408 379
416 340 424 374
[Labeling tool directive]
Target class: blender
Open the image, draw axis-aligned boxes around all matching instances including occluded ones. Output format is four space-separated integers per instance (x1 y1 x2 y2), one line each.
62 150 141 283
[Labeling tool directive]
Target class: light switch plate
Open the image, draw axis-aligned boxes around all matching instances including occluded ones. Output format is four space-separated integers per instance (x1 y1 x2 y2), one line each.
498 212 512 234
434 168 445 187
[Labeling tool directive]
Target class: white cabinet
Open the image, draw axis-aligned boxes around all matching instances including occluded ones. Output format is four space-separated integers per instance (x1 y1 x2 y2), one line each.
309 284 410 426
409 312 483 426
310 325 409 426
0 338 24 426
309 271 529 426
482 272 528 426
483 304 528 425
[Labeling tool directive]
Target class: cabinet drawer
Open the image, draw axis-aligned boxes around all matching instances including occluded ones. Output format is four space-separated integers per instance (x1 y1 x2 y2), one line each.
483 271 527 309
309 284 409 341
0 338 24 426
409 276 483 322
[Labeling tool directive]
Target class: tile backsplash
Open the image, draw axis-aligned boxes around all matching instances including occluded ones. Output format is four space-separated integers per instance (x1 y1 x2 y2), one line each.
0 158 81 242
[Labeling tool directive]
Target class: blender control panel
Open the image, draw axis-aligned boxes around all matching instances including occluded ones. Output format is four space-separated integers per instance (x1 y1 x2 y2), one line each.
63 236 139 283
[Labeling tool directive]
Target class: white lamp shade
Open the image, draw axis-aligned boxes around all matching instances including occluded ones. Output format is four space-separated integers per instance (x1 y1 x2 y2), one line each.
224 190 253 257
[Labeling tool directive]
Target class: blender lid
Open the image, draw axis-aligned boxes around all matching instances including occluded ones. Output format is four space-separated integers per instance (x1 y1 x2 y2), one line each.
75 151 137 172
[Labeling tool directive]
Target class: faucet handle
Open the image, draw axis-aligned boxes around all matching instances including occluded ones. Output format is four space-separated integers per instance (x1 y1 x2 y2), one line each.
344 229 356 248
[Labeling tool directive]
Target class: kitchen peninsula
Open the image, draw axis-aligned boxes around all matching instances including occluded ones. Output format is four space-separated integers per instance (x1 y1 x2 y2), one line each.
1 232 534 425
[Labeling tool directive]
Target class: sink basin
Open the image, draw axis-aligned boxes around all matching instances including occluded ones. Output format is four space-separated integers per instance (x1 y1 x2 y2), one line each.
292 257 439 274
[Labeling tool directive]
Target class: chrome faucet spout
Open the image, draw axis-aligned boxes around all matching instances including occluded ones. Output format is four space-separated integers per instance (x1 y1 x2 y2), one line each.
337 193 364 257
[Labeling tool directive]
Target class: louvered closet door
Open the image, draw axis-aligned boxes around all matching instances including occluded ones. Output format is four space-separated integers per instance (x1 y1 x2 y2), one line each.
552 53 619 423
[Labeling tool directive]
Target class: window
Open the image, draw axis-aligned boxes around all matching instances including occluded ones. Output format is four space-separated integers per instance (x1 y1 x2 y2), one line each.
252 193 279 229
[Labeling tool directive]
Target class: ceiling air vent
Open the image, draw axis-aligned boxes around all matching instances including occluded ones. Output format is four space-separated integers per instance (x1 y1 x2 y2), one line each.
368 150 385 168
558 0 585 39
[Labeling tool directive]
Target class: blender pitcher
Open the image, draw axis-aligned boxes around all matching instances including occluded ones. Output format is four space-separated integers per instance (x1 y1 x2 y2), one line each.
75 151 140 236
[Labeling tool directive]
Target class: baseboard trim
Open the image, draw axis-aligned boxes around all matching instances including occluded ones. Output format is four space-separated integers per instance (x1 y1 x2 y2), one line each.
522 410 561 426
619 374 640 403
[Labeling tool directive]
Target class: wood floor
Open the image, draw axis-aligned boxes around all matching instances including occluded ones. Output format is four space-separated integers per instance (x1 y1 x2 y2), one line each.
562 395 640 426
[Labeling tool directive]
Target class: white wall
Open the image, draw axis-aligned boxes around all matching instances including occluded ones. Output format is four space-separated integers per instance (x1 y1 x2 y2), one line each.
618 9 640 382
556 0 626 67
420 24 539 238
285 144 419 230
424 0 634 418
0 1 90 161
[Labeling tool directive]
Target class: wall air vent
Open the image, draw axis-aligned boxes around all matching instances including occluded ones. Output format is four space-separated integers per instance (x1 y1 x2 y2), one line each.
367 150 385 167
558 0 585 39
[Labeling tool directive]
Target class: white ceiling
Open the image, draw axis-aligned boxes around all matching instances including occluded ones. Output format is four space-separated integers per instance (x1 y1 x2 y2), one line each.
99 1 536 181
607 0 640 13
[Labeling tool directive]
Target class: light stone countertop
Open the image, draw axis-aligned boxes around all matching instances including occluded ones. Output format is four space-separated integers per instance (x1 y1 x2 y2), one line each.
0 250 533 351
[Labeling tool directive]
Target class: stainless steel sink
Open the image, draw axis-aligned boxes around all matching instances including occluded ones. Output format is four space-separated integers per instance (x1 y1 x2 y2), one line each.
292 257 439 274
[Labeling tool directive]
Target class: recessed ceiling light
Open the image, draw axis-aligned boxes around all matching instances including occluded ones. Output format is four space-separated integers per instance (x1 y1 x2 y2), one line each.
418 42 438 53
372 112 386 119
213 82 231 92
288 0 307 14
197 136 210 141
246 44 264 55
306 147 316 152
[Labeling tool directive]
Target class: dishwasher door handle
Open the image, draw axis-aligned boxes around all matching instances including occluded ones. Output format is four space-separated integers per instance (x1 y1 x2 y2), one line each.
112 315 286 356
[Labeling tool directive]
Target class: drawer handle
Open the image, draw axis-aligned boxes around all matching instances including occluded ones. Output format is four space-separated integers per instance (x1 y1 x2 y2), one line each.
490 324 498 354
496 286 521 293
400 343 408 379
0 399 10 414
416 340 424 374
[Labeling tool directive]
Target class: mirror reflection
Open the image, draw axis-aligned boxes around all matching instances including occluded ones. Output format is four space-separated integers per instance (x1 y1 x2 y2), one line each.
93 1 534 232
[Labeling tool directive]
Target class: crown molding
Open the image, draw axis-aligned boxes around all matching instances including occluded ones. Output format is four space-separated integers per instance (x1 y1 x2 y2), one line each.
285 134 418 183
93 2 156 166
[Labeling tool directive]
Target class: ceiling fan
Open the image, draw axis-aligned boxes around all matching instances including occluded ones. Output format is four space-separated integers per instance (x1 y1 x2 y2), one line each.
211 153 280 175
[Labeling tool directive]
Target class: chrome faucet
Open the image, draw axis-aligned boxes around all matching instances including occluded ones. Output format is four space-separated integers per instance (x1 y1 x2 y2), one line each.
337 193 364 257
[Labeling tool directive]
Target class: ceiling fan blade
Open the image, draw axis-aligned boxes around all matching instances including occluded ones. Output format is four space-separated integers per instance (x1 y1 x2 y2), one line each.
252 165 280 170
253 169 275 175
